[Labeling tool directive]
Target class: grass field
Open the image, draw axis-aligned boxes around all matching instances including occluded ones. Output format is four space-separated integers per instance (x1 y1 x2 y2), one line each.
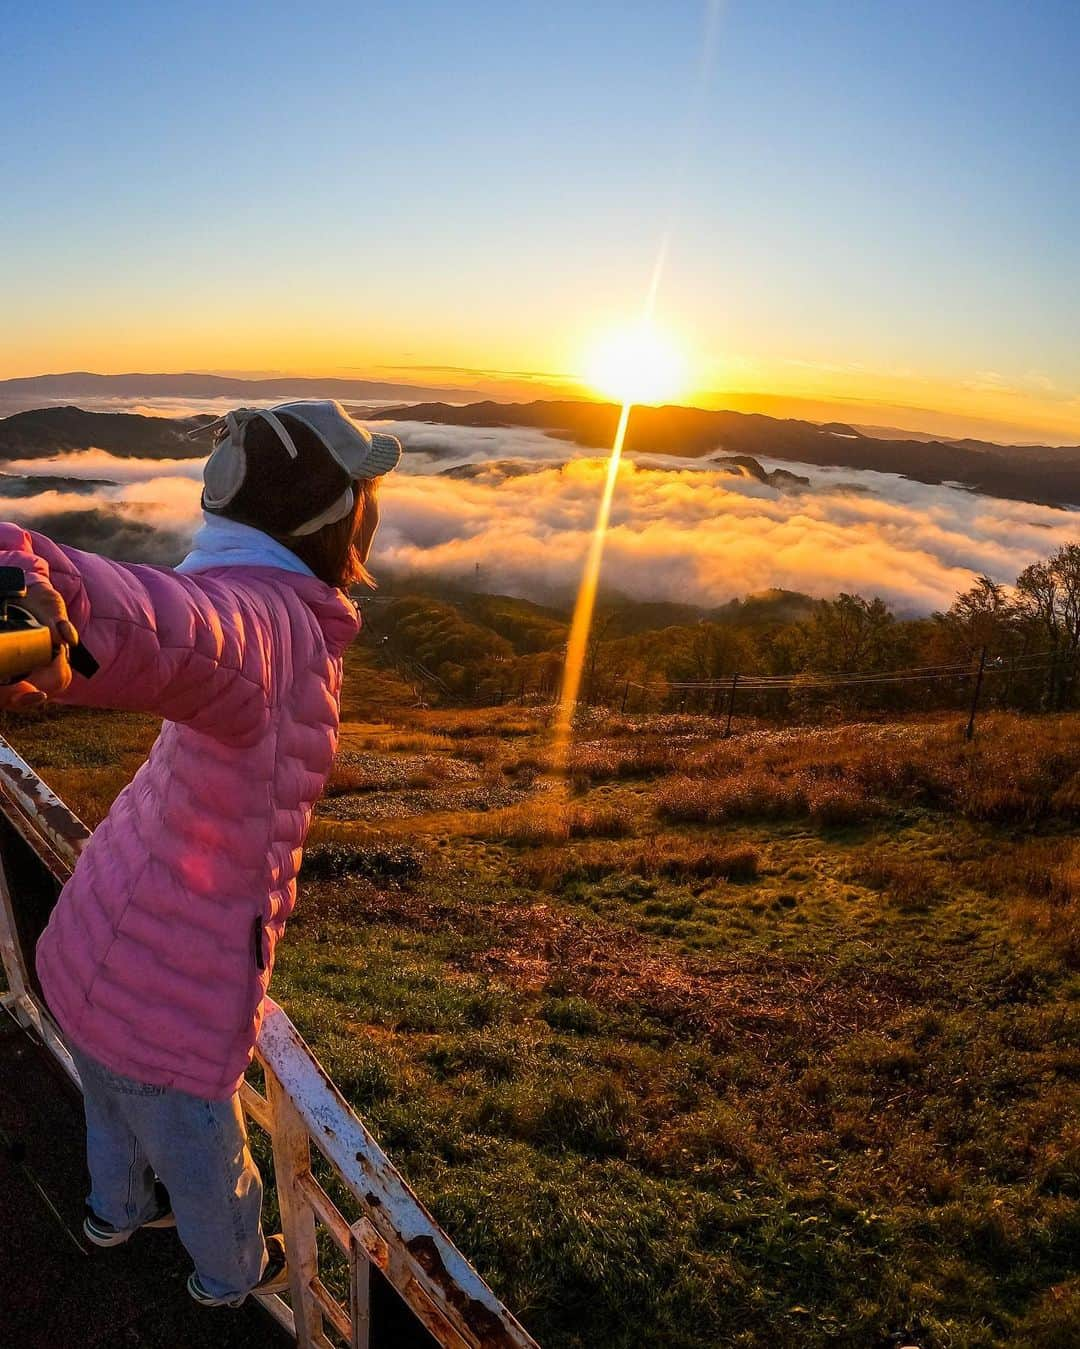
3 668 1079 1348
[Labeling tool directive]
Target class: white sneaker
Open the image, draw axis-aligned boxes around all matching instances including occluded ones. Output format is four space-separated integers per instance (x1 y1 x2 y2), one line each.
83 1181 176 1247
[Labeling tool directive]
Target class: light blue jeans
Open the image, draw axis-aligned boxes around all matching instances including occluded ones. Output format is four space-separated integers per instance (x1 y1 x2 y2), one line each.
71 1045 268 1302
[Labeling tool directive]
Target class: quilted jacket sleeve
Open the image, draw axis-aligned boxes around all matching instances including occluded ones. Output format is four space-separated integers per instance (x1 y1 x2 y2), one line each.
0 524 272 744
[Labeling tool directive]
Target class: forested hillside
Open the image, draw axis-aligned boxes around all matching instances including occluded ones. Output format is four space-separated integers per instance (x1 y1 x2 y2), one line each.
362 544 1080 717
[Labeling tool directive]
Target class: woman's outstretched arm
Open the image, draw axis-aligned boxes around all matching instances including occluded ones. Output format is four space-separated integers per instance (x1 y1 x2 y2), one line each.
0 524 272 744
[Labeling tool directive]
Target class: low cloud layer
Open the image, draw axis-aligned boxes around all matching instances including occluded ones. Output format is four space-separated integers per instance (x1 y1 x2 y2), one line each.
0 420 1074 614
375 454 1075 613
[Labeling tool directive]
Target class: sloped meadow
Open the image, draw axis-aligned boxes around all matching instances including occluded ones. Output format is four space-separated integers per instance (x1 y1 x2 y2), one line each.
4 679 1079 1348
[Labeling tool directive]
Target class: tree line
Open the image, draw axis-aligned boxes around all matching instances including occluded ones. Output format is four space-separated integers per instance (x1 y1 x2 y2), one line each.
361 543 1080 717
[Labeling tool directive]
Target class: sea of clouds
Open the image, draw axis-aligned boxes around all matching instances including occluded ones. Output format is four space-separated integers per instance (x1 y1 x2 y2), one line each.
0 416 1074 614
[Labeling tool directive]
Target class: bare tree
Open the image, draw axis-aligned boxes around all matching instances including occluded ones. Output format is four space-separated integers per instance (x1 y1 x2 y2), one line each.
1016 544 1080 707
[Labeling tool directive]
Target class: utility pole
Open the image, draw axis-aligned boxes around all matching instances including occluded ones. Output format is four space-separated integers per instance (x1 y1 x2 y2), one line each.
724 673 740 739
965 647 987 741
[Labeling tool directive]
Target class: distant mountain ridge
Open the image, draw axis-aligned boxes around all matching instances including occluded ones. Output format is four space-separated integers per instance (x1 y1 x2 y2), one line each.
0 407 203 459
0 370 471 403
370 400 1080 509
3 398 1080 511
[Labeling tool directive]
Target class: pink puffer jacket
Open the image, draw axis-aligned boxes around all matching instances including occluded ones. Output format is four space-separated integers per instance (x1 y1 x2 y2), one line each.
0 525 359 1099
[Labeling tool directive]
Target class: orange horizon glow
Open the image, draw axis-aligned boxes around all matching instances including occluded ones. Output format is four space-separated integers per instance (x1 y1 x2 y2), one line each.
1 336 1078 446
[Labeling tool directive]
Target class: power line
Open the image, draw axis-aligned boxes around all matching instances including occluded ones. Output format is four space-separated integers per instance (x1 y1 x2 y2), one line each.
627 655 1058 694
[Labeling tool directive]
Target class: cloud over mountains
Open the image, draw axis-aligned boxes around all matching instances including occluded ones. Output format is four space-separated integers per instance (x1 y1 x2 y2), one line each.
375 444 1074 613
0 421 1072 614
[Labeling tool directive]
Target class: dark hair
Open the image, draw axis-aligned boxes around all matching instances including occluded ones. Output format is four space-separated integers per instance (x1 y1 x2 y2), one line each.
281 476 378 590
214 413 379 589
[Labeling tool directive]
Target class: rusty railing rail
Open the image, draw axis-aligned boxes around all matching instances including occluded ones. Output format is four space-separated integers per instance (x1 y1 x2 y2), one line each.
0 733 537 1349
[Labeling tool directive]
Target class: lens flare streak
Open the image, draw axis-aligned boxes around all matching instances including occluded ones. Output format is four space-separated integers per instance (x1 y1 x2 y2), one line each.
551 399 633 769
551 0 725 772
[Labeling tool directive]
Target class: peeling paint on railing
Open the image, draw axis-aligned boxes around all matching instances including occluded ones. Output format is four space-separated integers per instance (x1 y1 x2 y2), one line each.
257 1002 536 1348
0 737 90 873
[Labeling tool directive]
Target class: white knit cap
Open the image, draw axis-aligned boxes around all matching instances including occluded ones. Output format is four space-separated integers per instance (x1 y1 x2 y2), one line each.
201 399 402 537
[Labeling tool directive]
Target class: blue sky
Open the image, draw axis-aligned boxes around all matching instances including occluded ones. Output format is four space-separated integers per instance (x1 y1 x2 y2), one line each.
4 1 1078 437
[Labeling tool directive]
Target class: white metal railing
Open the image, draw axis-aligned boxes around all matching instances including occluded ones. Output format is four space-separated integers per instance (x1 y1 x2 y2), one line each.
0 733 538 1349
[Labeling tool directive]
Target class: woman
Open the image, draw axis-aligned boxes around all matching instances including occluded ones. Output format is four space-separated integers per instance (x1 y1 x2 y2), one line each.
0 400 401 1307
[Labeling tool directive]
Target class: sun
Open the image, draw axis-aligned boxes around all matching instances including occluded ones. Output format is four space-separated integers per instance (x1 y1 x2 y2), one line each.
583 322 688 406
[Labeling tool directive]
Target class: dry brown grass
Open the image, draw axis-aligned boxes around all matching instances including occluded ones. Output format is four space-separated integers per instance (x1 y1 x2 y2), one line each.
848 851 944 910
654 713 1080 830
1012 853 1080 970
516 837 760 891
957 835 1074 897
407 707 542 738
327 753 474 796
325 762 387 794
565 736 684 781
490 800 634 845
500 750 551 779
656 771 885 829
347 730 458 754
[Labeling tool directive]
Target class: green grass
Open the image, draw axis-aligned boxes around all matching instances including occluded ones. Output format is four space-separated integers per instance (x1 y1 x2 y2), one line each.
3 704 1079 1346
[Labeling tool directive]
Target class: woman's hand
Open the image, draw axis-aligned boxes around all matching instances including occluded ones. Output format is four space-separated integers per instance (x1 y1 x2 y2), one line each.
0 581 78 710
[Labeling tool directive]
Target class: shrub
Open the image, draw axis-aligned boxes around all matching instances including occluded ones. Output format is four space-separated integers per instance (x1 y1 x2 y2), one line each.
300 842 423 886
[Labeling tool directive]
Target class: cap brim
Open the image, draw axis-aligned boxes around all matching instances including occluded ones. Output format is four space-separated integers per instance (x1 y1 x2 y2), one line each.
263 399 403 481
358 431 403 479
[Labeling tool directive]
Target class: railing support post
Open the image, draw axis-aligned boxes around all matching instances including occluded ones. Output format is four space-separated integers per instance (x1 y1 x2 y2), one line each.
266 1065 324 1349
349 1221 372 1349
724 673 740 739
